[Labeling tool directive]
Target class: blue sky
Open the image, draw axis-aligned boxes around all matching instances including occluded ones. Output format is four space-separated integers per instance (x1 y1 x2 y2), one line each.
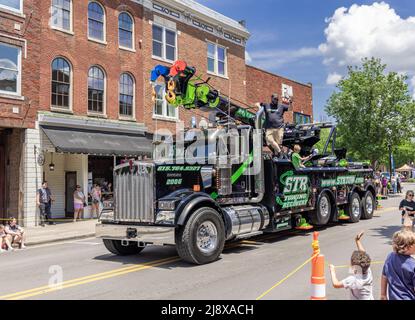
197 0 415 121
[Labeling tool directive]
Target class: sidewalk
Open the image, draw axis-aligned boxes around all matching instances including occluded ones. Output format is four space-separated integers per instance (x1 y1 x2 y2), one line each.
25 220 97 246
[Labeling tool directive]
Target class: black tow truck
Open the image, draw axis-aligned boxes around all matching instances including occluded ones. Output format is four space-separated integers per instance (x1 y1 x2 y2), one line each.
96 61 376 265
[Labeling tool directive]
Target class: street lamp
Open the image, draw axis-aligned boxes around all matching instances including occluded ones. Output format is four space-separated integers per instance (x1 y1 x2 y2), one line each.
49 153 55 171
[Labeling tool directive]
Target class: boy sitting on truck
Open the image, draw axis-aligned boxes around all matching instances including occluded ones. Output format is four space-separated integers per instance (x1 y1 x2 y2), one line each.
291 144 313 169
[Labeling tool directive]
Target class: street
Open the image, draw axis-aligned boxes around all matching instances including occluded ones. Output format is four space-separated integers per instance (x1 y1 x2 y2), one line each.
0 187 408 300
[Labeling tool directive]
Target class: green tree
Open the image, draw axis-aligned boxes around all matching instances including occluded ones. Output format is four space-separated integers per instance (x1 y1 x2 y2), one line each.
326 58 415 169
393 140 415 168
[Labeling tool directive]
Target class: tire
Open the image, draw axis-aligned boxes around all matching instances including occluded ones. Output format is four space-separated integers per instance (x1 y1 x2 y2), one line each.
310 192 332 226
103 239 145 256
362 191 375 220
176 207 225 265
346 192 362 223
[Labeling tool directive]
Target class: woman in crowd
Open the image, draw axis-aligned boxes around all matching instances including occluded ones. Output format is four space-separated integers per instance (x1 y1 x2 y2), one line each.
73 185 86 222
90 184 102 219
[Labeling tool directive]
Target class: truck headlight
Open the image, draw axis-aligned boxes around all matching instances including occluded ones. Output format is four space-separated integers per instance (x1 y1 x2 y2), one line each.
99 210 115 222
158 200 177 211
156 211 176 224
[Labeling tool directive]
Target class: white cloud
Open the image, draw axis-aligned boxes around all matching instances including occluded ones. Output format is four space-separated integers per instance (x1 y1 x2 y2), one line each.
326 72 342 85
320 2 415 93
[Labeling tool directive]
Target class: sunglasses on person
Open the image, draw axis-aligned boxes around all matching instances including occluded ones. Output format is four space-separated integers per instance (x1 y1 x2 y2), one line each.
409 194 414 197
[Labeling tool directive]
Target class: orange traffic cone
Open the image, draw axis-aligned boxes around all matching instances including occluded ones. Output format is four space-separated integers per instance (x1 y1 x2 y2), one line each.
311 232 326 300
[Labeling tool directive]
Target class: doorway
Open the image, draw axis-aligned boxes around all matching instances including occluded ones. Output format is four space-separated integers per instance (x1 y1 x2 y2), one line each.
65 172 77 219
0 145 4 222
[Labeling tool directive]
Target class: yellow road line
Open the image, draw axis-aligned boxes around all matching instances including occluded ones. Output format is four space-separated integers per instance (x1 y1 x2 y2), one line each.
0 256 180 300
256 254 318 300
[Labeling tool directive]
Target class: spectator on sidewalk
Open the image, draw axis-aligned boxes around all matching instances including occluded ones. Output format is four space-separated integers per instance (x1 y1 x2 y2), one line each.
382 176 388 196
36 181 55 226
397 174 403 194
5 218 26 249
399 190 415 227
73 185 86 222
381 229 415 300
0 224 13 252
90 184 102 219
329 232 374 300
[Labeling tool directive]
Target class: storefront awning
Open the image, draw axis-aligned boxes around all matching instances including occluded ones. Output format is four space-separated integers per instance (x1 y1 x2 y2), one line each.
41 126 153 157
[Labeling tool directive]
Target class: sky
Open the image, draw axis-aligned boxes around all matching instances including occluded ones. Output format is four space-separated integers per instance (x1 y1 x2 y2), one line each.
197 0 415 121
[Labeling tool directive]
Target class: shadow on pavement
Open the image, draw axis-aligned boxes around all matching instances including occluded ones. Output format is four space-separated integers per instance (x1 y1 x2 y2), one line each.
371 225 401 245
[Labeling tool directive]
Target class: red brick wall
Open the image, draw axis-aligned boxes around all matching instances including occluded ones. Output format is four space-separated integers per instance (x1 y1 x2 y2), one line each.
246 65 313 124
38 0 145 123
0 1 41 129
140 9 247 133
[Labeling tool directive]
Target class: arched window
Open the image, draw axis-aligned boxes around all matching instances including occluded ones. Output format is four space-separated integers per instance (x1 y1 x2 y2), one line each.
88 66 105 113
88 2 105 41
51 57 71 109
119 12 134 49
119 73 134 117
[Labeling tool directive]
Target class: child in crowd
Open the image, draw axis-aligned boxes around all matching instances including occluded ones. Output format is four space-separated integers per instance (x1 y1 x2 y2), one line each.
0 224 13 253
329 232 374 300
381 229 415 300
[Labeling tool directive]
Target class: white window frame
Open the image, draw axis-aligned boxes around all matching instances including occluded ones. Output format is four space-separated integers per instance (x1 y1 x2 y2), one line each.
0 42 22 97
50 0 73 34
118 12 135 52
50 56 73 113
87 1 107 44
207 41 228 78
0 0 23 14
152 23 177 63
118 72 135 120
282 83 293 99
153 83 178 121
87 65 107 117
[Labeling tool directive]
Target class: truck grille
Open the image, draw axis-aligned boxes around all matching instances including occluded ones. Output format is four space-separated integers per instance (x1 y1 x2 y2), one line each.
114 162 155 223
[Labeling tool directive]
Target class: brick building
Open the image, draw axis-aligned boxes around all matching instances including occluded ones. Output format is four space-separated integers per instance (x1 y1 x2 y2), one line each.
246 65 313 125
0 0 313 227
0 0 41 223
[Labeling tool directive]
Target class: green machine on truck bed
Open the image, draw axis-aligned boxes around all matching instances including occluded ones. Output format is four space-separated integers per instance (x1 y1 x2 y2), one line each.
96 61 376 265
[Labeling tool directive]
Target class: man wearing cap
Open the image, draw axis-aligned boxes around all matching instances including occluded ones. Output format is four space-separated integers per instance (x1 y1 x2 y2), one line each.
257 94 290 158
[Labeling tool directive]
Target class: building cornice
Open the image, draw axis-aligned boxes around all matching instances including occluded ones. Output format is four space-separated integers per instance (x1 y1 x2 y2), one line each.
132 0 250 47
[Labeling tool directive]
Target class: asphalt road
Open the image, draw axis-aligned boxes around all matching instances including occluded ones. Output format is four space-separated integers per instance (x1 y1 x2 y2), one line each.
0 187 409 300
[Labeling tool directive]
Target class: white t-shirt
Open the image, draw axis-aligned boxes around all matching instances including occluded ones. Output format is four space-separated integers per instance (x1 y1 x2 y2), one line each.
74 191 85 204
342 268 374 300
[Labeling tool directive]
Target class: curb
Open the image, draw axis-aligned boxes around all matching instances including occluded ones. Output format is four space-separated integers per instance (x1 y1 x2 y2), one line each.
26 233 96 247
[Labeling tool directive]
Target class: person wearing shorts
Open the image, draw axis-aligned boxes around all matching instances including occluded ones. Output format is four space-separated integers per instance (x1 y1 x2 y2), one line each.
90 184 102 219
73 185 86 222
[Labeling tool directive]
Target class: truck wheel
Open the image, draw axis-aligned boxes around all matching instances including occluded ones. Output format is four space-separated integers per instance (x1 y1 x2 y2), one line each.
310 192 331 226
346 193 362 223
103 239 145 256
176 207 225 265
361 191 375 220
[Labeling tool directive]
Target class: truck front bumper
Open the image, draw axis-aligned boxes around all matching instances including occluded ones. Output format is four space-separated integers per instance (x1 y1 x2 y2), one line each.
96 223 176 246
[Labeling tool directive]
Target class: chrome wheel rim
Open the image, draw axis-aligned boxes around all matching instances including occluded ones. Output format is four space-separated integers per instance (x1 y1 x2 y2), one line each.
366 196 374 215
320 196 330 217
197 221 218 254
352 198 361 217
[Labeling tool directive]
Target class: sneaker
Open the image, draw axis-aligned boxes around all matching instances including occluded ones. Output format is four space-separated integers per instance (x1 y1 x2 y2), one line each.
0 249 5 253
7 247 14 252
20 244 26 249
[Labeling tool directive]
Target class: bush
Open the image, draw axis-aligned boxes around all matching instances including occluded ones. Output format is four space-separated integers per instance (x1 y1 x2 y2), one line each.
406 179 415 183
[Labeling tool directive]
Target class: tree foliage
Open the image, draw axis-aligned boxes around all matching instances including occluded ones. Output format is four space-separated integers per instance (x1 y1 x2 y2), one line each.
326 58 415 168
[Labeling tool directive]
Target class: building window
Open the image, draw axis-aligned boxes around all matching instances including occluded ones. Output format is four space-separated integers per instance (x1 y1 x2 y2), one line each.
119 12 134 49
88 66 105 113
51 57 71 109
88 1 105 42
51 0 71 31
207 42 227 77
152 24 176 62
0 0 22 13
0 43 21 95
282 83 293 99
154 83 177 119
119 73 134 117
294 112 311 125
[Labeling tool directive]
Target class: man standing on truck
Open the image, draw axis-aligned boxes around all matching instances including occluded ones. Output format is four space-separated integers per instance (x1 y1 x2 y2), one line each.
256 94 290 158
